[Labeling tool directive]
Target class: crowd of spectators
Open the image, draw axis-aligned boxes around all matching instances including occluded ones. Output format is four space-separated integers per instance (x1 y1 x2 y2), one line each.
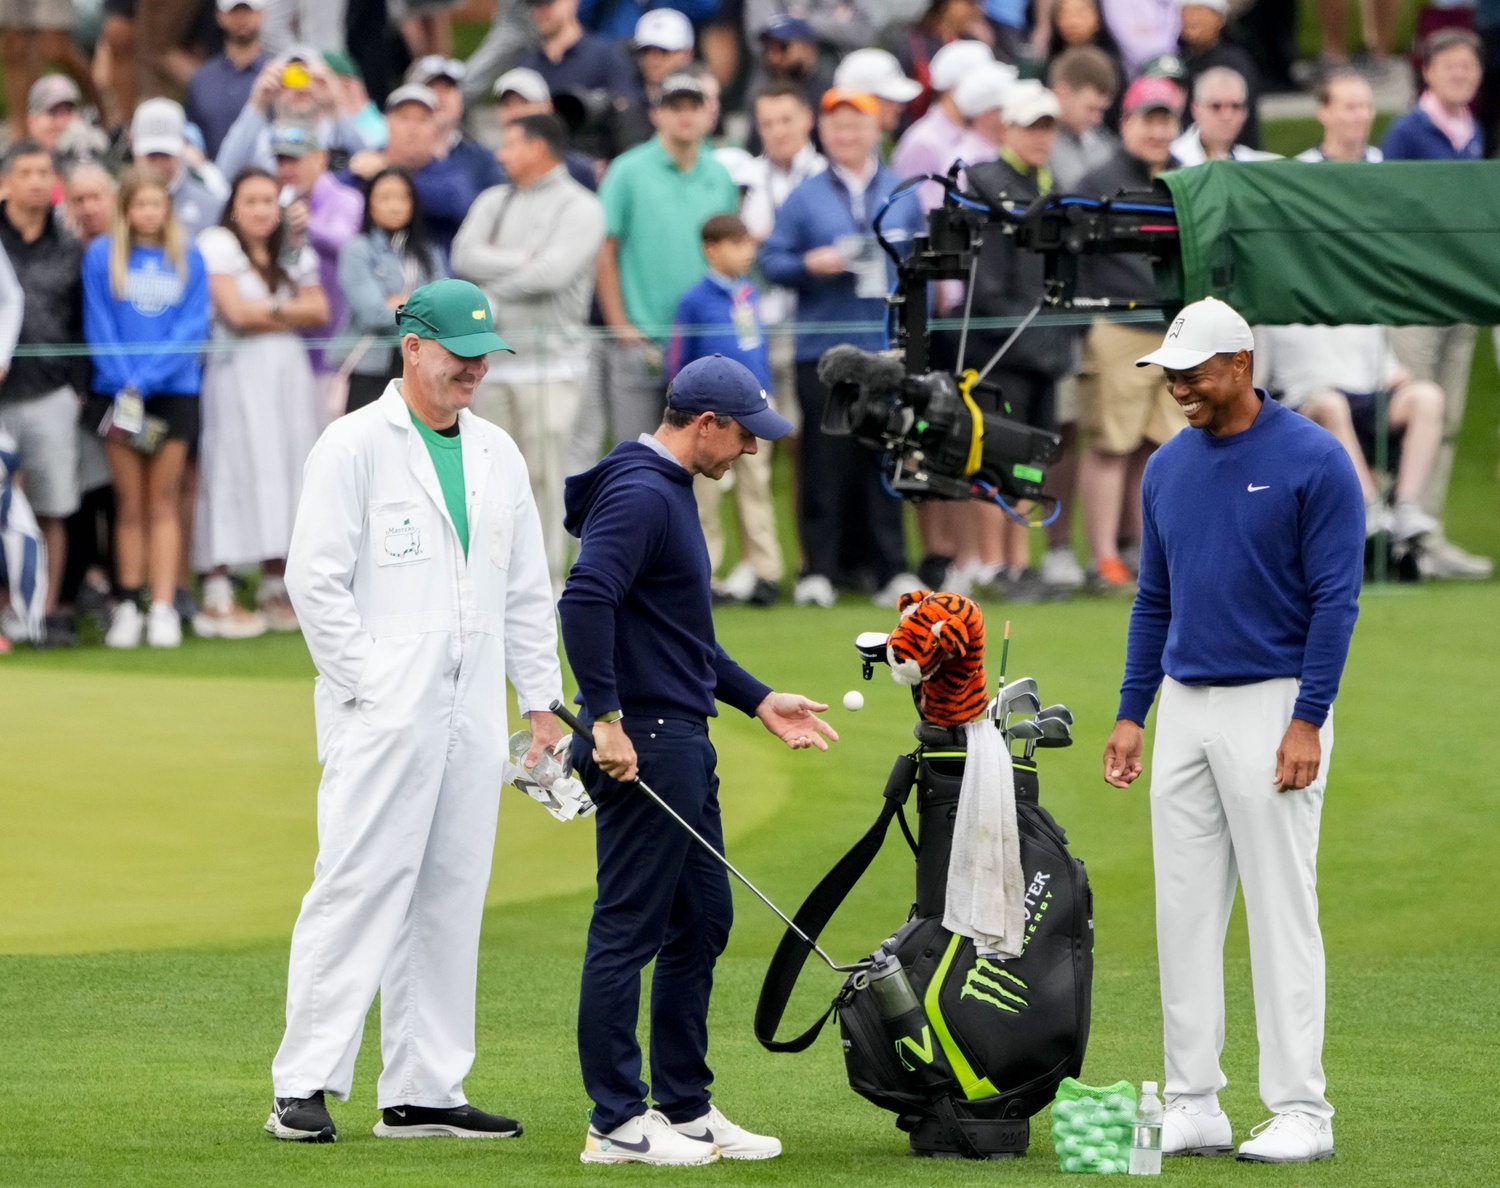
0 0 1495 651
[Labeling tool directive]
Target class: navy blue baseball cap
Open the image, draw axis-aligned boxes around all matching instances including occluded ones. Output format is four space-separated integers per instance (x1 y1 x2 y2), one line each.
761 14 816 43
668 355 793 440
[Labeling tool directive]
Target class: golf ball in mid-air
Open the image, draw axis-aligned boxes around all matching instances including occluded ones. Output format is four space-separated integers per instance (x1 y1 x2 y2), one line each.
843 690 865 711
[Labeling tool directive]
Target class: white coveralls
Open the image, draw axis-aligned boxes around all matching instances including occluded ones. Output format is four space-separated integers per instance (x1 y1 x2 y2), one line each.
273 382 563 1108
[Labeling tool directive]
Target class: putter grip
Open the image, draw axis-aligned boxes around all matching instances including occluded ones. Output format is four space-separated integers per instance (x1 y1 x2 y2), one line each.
549 700 595 748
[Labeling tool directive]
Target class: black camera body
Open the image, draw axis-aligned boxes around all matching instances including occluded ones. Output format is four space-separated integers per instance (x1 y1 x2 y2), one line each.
817 345 1061 503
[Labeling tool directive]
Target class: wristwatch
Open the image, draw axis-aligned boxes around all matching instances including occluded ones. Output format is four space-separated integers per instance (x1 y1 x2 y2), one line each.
595 710 624 725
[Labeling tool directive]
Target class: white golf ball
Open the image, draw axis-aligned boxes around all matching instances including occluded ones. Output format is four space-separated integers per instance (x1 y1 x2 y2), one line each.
843 690 865 712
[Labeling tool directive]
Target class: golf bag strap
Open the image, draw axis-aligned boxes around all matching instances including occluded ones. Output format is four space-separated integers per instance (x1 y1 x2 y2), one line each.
754 754 920 1053
932 1094 989 1161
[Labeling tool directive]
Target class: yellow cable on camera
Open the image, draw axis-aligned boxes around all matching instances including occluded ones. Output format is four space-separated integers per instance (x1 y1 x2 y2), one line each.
958 368 984 476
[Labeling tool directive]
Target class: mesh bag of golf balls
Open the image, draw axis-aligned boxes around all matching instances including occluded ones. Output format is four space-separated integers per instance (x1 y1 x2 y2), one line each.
1049 1077 1138 1174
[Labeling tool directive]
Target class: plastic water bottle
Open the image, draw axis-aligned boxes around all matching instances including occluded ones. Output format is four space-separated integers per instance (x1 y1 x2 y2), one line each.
508 729 564 789
1129 1081 1163 1175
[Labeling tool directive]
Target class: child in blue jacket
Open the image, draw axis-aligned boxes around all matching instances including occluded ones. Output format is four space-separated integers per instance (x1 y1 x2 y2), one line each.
666 214 783 605
82 168 210 649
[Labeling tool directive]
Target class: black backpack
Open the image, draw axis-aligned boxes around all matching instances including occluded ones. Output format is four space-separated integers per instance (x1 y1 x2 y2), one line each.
754 733 1094 1159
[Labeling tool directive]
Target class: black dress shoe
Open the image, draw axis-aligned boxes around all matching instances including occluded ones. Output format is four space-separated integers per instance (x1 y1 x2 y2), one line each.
373 1102 523 1139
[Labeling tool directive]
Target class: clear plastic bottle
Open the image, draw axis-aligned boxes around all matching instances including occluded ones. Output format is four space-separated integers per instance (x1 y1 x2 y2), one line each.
508 729 564 789
1129 1081 1163 1175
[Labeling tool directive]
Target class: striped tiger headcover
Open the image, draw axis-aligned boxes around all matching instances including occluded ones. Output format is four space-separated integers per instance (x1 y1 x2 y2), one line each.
885 589 988 726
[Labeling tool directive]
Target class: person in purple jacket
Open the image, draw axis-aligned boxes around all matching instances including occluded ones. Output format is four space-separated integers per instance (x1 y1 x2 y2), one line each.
667 214 782 606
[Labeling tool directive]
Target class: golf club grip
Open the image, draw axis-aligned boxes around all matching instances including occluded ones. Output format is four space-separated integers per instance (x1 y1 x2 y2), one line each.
549 700 595 748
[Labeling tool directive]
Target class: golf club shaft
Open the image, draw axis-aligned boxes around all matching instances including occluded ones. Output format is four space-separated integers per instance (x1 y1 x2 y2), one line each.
548 702 865 974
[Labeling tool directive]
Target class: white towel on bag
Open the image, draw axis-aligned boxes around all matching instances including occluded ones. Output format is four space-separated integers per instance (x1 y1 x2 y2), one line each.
943 720 1027 958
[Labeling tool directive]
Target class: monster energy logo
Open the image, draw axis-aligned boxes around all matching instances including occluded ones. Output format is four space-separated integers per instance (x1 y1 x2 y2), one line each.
958 961 1029 1014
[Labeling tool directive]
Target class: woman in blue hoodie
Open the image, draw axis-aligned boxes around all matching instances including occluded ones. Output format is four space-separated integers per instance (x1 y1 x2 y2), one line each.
82 168 210 649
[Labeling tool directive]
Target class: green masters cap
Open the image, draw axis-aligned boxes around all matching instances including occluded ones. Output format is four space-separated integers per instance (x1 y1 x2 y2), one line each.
323 49 360 79
395 279 513 359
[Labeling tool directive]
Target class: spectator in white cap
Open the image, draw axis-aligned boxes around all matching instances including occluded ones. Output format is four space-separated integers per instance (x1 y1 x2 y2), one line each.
615 7 697 151
25 74 81 154
952 60 1017 153
342 84 479 260
406 54 505 195
186 0 273 160
492 67 600 191
216 47 372 180
893 0 996 124
132 98 232 240
1170 66 1278 165
892 40 1005 210
832 47 922 135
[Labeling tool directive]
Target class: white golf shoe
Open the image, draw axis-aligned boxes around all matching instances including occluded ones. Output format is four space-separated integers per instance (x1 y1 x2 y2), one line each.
105 600 143 649
581 1108 719 1166
670 1104 781 1160
1162 1097 1234 1156
793 574 836 608
1237 1112 1334 1163
146 601 182 648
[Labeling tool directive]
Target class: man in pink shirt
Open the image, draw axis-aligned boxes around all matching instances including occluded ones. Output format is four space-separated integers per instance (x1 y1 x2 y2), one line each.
891 39 1007 209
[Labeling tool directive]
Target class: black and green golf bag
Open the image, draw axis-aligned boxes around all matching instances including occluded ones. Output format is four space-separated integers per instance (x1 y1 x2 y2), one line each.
754 726 1093 1159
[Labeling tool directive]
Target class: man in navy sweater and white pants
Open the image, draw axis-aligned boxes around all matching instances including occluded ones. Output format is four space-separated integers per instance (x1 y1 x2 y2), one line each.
559 354 838 1166
1102 298 1364 1164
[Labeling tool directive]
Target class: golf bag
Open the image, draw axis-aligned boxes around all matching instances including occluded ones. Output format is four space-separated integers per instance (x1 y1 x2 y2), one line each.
754 729 1093 1159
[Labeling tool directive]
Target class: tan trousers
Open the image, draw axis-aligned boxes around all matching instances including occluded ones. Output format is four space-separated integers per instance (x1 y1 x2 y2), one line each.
693 441 783 583
472 376 582 586
1387 324 1475 523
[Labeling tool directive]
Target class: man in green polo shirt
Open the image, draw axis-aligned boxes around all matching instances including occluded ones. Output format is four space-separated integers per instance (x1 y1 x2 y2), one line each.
272 279 566 1144
595 71 739 447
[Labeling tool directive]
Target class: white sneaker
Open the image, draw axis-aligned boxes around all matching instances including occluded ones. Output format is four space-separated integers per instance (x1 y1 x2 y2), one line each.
1419 537 1495 580
670 1104 781 1161
717 561 757 603
146 601 182 648
793 574 837 608
581 1108 720 1166
193 602 268 640
1039 546 1085 591
1162 1097 1234 1157
1236 1112 1334 1163
873 571 924 608
105 600 143 649
939 561 973 596
1390 500 1438 542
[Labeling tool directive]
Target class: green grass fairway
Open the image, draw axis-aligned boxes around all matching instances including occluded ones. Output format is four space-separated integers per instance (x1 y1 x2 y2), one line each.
4 341 1498 1185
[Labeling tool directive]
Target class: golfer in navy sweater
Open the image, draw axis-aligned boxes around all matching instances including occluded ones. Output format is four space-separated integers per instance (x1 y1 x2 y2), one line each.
559 354 837 1166
1102 298 1364 1165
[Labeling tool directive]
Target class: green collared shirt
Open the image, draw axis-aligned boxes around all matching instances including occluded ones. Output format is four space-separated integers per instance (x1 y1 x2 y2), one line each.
599 136 740 342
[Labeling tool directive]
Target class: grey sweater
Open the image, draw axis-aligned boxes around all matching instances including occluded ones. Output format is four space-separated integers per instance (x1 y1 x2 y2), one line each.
451 165 605 381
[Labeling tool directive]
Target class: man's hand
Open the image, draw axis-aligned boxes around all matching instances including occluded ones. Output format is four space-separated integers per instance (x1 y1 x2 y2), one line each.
524 709 563 768
348 149 388 180
1275 718 1321 792
756 692 839 751
610 321 647 347
804 245 847 276
284 197 310 240
250 62 283 114
1103 719 1144 788
592 718 638 782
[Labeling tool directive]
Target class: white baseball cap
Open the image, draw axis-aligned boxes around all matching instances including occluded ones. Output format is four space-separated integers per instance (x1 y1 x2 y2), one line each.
952 61 1017 118
1173 0 1229 11
1135 297 1254 370
216 0 267 10
833 48 922 104
131 97 186 157
634 7 694 52
1001 78 1061 127
928 39 994 93
493 67 550 103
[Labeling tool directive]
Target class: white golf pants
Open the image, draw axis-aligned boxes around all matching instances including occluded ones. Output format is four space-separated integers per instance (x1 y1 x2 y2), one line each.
1150 676 1333 1120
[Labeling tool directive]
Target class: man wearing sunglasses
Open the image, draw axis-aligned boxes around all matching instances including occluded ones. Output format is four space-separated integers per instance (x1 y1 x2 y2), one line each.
1169 66 1279 165
267 278 564 1144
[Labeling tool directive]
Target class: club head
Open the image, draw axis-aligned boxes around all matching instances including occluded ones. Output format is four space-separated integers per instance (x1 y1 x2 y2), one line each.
998 676 1037 704
1001 690 1041 718
1035 733 1074 748
1037 703 1073 726
1038 716 1072 742
1008 719 1044 742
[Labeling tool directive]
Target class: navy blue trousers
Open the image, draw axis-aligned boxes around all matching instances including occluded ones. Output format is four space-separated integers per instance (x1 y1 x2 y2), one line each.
572 717 733 1132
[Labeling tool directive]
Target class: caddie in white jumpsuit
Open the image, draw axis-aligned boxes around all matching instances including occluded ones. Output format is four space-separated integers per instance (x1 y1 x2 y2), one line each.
1103 299 1364 1165
266 279 564 1143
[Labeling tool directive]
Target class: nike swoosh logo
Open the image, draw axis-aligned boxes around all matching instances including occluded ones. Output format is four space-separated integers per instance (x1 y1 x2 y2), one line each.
595 1132 654 1153
392 1109 407 1118
1247 484 1269 492
679 1129 714 1143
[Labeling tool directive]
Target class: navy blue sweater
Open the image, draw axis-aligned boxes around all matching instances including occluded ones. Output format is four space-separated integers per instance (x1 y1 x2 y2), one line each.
1381 107 1482 160
559 442 771 723
666 273 772 389
1119 394 1364 728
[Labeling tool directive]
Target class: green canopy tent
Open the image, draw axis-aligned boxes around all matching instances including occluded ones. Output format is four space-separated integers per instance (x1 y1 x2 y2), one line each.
1156 160 1500 326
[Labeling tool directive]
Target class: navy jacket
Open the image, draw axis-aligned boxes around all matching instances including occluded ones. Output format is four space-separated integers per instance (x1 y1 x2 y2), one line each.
559 442 771 723
759 163 924 362
1381 106 1483 160
666 274 773 389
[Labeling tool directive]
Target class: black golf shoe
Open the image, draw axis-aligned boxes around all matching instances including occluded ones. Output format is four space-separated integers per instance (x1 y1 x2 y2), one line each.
373 1103 523 1139
264 1091 336 1142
